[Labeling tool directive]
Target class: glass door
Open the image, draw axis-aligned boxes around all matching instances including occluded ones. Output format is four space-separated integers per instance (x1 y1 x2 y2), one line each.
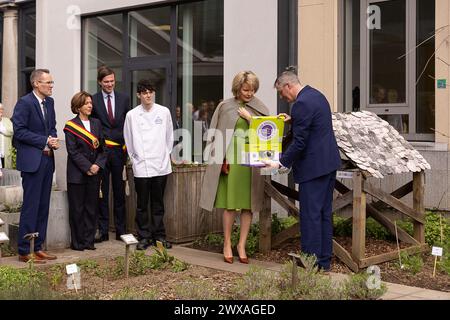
362 0 410 135
125 61 172 110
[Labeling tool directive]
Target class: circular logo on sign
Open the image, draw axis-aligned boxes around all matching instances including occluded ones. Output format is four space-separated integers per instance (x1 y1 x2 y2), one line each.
257 121 277 141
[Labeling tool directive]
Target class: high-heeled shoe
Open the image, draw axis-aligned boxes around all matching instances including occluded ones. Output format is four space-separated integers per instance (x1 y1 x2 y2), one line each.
236 245 249 264
223 256 234 264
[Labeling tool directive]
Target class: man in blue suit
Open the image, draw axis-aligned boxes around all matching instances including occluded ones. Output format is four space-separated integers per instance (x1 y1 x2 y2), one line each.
12 69 59 263
264 67 341 272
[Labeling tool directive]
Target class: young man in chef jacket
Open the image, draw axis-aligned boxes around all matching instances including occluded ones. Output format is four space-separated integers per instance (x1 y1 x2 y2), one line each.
124 79 174 250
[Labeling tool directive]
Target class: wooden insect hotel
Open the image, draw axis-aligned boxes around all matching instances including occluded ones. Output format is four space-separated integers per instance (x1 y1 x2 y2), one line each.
259 111 431 272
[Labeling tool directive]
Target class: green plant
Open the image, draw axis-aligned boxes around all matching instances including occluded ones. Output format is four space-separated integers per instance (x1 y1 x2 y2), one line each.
204 233 224 247
48 264 64 288
271 214 298 235
176 279 223 300
396 211 450 247
113 248 188 277
232 265 281 300
231 223 259 257
0 266 63 300
343 273 387 300
333 215 352 237
77 259 99 273
398 252 424 275
112 287 158 300
439 239 450 275
334 216 393 240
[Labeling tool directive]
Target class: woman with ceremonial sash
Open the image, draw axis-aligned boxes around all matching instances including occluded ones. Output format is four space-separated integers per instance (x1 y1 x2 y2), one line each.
64 91 108 251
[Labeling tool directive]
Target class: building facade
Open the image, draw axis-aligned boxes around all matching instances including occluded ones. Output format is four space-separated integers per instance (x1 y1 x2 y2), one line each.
0 0 297 190
2 0 450 209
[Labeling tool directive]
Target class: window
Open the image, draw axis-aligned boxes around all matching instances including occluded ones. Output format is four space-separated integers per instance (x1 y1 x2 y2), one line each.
82 1 224 162
18 4 36 97
83 14 123 93
344 0 435 141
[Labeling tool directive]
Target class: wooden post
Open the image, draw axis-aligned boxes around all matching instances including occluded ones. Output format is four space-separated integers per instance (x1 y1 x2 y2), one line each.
352 171 366 263
413 171 425 244
259 176 272 253
125 244 130 278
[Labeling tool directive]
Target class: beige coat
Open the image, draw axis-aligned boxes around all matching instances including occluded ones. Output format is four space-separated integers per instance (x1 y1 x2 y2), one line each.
199 96 269 212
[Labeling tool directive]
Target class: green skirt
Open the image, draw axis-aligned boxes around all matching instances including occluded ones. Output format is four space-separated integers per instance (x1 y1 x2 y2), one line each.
214 118 251 210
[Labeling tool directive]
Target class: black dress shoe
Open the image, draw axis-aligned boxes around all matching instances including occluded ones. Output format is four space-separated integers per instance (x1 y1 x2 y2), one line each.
136 239 152 251
155 238 172 249
94 234 109 243
85 246 96 250
70 245 84 251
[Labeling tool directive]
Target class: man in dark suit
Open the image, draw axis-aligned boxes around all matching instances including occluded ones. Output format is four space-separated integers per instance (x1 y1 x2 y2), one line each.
91 66 131 242
264 67 341 272
12 69 59 263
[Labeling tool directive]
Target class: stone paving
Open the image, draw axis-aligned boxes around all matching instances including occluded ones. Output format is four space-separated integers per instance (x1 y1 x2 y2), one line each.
1 236 449 300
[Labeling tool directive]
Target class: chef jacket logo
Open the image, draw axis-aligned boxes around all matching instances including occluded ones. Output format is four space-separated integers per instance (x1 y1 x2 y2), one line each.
257 121 277 141
155 117 163 125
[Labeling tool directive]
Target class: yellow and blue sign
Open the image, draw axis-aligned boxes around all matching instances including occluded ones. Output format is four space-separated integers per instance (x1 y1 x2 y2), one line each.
243 116 285 167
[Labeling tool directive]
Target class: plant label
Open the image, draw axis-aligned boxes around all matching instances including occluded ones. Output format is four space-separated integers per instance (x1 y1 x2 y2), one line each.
337 171 354 179
432 246 443 257
66 263 79 275
120 234 138 245
0 232 9 242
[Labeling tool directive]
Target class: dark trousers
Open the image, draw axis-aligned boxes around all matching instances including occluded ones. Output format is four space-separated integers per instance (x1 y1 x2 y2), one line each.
98 147 126 236
68 178 100 250
134 175 168 241
18 155 54 255
299 171 336 270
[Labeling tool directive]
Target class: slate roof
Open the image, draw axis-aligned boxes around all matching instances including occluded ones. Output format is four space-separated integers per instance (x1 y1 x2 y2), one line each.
332 111 431 179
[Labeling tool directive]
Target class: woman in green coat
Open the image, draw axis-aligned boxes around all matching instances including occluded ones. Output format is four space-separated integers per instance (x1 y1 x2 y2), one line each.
200 71 269 264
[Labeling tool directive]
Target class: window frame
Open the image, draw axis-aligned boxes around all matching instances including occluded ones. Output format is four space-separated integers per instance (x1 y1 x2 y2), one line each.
346 0 434 141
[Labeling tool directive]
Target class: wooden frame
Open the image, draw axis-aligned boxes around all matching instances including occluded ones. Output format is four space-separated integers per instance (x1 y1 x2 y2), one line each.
259 170 427 272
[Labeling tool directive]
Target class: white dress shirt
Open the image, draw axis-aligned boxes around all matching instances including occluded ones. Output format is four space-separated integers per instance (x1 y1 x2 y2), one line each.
32 91 50 151
124 103 174 178
102 91 115 116
81 119 91 132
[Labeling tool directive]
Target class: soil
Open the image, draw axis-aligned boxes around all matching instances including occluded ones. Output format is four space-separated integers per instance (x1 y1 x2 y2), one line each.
191 236 450 293
43 257 240 300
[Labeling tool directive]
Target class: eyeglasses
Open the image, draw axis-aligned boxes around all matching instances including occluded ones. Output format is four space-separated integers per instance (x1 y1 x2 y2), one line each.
38 81 55 85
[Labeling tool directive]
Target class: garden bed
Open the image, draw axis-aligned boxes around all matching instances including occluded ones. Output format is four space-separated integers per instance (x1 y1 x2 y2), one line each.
190 213 450 293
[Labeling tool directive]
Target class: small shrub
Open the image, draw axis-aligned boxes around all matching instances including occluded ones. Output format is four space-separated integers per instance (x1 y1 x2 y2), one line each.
176 279 223 300
112 287 158 300
398 252 423 275
77 259 99 273
334 216 392 240
48 265 65 288
438 238 450 276
278 259 344 300
231 266 281 300
204 233 224 247
343 273 387 300
113 248 188 277
0 266 62 300
396 211 450 247
333 216 352 237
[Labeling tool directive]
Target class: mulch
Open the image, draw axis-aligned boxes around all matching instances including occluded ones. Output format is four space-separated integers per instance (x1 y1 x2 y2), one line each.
192 236 450 292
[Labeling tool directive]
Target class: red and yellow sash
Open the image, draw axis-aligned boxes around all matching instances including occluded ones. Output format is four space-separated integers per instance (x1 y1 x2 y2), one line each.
64 120 100 149
105 139 127 152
